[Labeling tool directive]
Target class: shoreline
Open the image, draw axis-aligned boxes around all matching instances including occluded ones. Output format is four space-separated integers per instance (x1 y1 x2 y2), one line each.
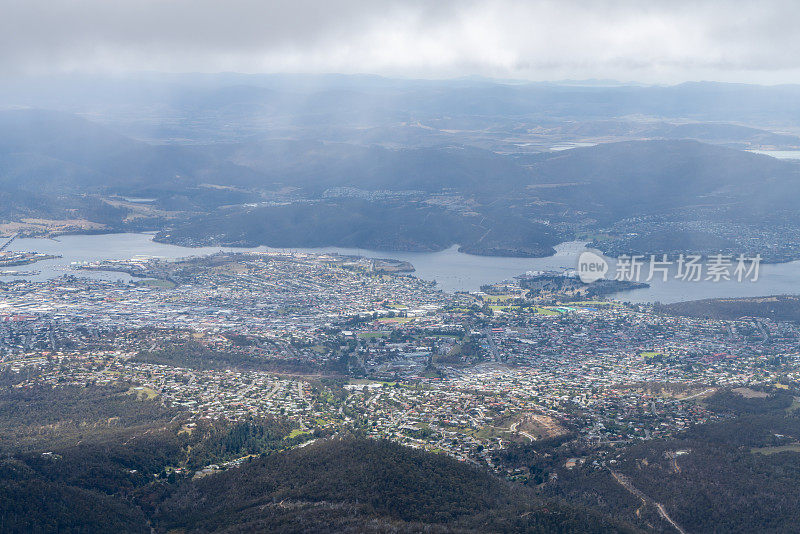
3 232 800 304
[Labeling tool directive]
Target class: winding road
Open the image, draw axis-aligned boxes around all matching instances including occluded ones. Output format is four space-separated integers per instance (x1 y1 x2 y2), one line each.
609 469 688 534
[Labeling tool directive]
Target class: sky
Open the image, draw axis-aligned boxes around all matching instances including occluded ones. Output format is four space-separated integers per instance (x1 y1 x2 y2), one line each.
2 0 800 84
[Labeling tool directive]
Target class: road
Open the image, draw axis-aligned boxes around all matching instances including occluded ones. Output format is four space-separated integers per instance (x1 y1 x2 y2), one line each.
0 233 18 252
754 319 770 346
509 419 535 442
609 469 688 534
483 328 501 361
678 388 716 402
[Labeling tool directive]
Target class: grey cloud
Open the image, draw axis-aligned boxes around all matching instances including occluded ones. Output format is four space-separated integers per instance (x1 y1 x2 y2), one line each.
1 0 800 83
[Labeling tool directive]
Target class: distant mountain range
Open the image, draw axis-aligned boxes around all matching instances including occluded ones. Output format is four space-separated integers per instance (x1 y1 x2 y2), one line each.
2 76 800 259
525 139 800 217
6 75 800 142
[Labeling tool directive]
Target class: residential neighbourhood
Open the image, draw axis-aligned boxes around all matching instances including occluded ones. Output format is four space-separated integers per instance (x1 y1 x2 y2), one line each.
2 251 798 470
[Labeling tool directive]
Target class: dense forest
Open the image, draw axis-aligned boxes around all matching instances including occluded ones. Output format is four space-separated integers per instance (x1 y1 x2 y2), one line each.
150 438 635 533
0 381 179 452
133 339 338 374
496 388 800 533
5 375 800 532
0 379 304 532
155 198 562 257
656 295 800 322
0 376 635 533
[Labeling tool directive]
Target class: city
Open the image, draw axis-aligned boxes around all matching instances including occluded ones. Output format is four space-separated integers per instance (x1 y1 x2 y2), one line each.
4 2 800 529
2 250 797 477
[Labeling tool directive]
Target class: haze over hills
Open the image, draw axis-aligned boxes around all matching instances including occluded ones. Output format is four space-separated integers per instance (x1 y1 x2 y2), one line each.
526 140 800 216
2 76 800 259
6 76 800 141
6 2 800 533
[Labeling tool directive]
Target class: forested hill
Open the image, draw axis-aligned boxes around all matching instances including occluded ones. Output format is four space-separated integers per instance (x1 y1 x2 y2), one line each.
154 199 563 257
655 295 800 322
526 139 800 218
3 106 800 259
493 387 800 534
0 375 634 534
152 438 637 533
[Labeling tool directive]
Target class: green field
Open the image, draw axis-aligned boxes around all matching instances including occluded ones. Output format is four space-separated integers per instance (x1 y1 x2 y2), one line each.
482 294 521 303
358 331 389 339
752 444 800 455
488 305 562 315
127 386 159 401
348 379 398 387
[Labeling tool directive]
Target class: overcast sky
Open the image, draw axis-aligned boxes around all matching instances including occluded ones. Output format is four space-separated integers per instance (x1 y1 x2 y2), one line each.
3 0 800 84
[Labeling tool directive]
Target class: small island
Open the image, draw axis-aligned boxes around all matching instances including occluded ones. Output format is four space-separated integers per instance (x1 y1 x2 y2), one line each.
0 251 60 268
516 271 649 299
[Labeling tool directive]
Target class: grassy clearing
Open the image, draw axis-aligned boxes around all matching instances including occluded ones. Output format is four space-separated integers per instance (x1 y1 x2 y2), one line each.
348 379 397 386
127 386 159 401
358 331 389 339
474 426 507 440
752 444 800 455
482 294 522 303
785 397 800 413
489 305 521 312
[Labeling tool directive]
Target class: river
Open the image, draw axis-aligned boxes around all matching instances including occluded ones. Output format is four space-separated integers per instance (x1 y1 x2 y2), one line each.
3 233 799 303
